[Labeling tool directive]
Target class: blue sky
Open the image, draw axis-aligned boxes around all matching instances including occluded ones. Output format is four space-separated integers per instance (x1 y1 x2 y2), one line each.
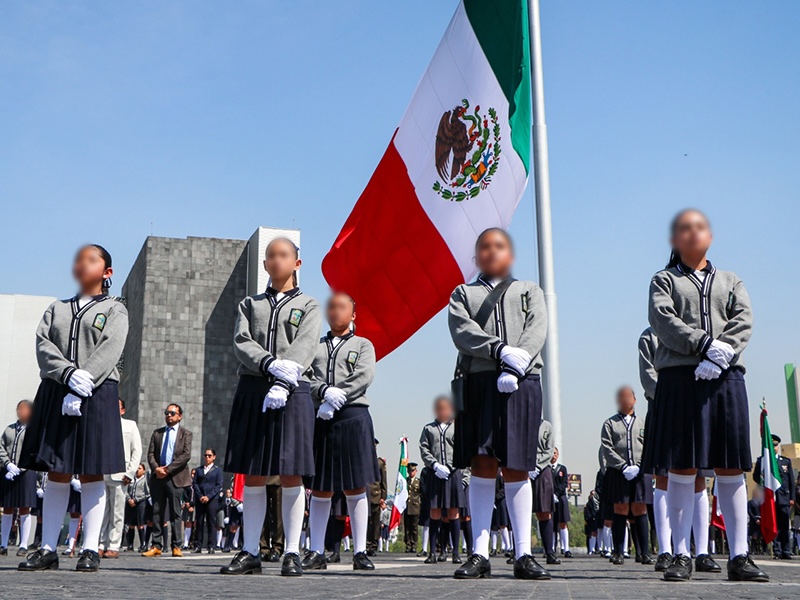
1 2 799 498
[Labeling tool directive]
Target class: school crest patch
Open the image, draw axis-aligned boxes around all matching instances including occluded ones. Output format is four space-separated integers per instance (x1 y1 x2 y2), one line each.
521 292 530 314
92 313 107 331
346 351 359 367
289 308 304 327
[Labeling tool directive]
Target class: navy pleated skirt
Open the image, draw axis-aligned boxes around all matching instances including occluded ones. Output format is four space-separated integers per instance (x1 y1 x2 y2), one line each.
641 366 752 472
532 465 554 513
422 466 466 510
492 497 509 529
603 468 646 505
308 405 380 492
460 483 471 519
0 468 38 508
454 372 542 471
554 494 571 524
642 401 668 477
67 488 81 514
224 376 315 477
330 491 348 517
19 378 125 476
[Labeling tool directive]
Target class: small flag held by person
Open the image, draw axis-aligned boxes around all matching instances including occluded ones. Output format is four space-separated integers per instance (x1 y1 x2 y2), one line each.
389 438 410 531
759 404 782 544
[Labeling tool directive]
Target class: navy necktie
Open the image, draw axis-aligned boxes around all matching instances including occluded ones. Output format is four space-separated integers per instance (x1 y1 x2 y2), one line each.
160 427 171 466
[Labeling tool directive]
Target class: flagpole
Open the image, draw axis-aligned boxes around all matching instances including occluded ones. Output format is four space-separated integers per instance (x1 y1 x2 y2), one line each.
528 0 563 451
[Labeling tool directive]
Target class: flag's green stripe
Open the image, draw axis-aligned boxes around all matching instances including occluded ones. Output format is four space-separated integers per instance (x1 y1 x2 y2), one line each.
464 0 531 173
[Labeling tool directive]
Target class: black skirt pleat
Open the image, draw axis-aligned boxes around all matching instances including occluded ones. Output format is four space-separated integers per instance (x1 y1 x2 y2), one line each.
603 468 646 505
308 405 380 492
224 376 315 477
0 468 38 508
67 488 81 514
460 483 471 519
491 497 509 529
454 372 542 471
19 378 124 476
532 465 554 513
422 466 466 510
641 366 752 472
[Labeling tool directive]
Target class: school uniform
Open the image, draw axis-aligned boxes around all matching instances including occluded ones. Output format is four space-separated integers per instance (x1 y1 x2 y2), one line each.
531 420 555 514
224 287 321 477
0 421 37 508
20 295 128 475
449 277 546 471
192 463 224 549
491 475 509 530
600 413 646 505
552 463 571 525
419 420 465 510
307 332 380 491
126 476 150 529
638 327 668 478
67 479 81 514
642 262 753 472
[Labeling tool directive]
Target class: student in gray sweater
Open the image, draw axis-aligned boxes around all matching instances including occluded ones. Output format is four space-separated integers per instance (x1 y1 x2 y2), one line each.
221 238 321 578
302 292 379 573
448 228 548 582
640 209 767 584
18 244 128 574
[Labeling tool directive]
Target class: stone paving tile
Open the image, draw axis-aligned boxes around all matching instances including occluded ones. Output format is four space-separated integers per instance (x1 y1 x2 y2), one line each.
1 552 799 599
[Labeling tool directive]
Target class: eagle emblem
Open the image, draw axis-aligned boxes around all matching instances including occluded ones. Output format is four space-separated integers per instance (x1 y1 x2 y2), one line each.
432 99 501 202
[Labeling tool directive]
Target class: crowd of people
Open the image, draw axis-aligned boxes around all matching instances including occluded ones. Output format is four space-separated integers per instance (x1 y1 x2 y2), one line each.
0 213 796 586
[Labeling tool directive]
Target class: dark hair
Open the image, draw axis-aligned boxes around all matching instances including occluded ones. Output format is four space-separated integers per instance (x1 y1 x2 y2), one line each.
77 244 114 294
475 228 514 252
205 448 216 456
266 237 300 287
666 209 710 268
167 403 183 415
16 400 33 410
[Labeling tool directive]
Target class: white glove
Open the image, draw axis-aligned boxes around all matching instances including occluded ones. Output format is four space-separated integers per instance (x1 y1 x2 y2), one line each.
236 503 244 513
497 372 519 393
433 462 450 480
706 339 734 370
71 479 82 492
554 494 559 504
5 471 14 481
323 387 347 410
267 359 302 387
36 487 45 498
528 468 541 481
223 517 230 526
317 401 335 421
5 462 21 478
68 369 94 397
62 393 83 417
622 465 640 481
262 386 289 411
694 359 722 381
500 346 532 375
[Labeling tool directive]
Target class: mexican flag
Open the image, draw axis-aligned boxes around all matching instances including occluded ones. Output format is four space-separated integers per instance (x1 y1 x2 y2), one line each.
389 438 410 531
323 0 532 359
759 407 782 544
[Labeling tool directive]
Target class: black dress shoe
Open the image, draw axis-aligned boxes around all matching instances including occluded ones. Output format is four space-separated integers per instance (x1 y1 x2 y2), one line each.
424 553 437 564
301 551 327 570
222 546 231 553
654 552 672 572
353 551 375 570
727 554 768 582
437 551 446 562
506 556 514 564
193 546 202 554
513 555 550 580
0 547 7 556
664 554 692 581
220 551 262 575
18 548 59 571
635 553 642 563
563 550 574 558
451 553 462 564
695 553 721 572
780 552 793 560
327 551 341 563
268 550 281 562
640 554 654 565
16 547 27 557
366 549 377 557
611 553 624 565
75 550 101 572
545 553 561 565
281 552 303 577
208 547 216 555
417 550 427 557
454 554 491 579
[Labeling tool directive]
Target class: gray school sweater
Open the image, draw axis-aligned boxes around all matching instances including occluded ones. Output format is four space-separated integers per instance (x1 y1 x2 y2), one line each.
536 419 554 471
648 263 752 372
419 420 455 470
0 422 27 470
448 277 547 376
638 327 658 401
233 288 321 389
600 413 645 470
36 296 129 387
308 333 376 407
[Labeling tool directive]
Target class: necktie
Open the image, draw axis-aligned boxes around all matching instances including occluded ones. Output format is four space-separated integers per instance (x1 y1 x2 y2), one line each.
160 427 171 466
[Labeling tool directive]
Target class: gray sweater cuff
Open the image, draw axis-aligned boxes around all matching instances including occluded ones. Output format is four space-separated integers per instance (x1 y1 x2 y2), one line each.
490 341 506 360
260 356 276 376
61 366 76 386
697 334 713 355
273 378 294 392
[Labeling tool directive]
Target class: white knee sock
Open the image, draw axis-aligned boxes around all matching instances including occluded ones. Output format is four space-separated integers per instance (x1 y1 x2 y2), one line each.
346 492 368 555
468 476 496 559
668 472 696 557
80 480 106 553
422 526 429 552
232 529 240 548
588 535 596 553
560 527 570 551
709 538 716 553
41 480 71 551
623 526 629 554
343 536 350 551
215 529 223 548
602 525 612 551
716 474 748 559
282 485 305 555
242 486 267 556
692 490 710 555
183 526 192 547
67 517 80 549
19 513 32 549
505 479 532 558
1 514 12 548
653 488 672 554
308 495 332 554
501 528 511 551
491 531 498 550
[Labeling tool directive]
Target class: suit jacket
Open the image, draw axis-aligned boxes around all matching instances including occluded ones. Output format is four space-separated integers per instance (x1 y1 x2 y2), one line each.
147 425 193 489
368 457 387 505
192 464 223 510
106 418 142 483
552 463 569 498
406 476 422 516
754 454 796 507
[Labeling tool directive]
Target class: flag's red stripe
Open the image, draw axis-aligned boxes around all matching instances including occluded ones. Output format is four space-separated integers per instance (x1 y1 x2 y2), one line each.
389 506 402 531
761 489 778 544
322 134 464 360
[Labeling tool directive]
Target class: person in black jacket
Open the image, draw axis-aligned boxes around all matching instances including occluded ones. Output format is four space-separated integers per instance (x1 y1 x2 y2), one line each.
754 434 796 559
551 449 572 558
192 449 223 554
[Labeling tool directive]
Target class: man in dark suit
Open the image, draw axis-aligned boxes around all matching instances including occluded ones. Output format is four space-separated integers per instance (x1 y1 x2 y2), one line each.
404 463 421 553
754 434 797 559
142 403 193 558
366 439 387 556
192 448 223 554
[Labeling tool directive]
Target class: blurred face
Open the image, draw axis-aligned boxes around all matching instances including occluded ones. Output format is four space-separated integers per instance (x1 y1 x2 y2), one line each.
616 387 636 414
552 448 559 464
16 403 31 425
671 210 712 262
327 294 355 332
73 246 112 293
119 400 125 416
164 405 182 426
434 398 454 423
475 230 514 279
204 450 215 466
226 489 232 498
264 239 300 283
409 467 417 477
136 464 145 478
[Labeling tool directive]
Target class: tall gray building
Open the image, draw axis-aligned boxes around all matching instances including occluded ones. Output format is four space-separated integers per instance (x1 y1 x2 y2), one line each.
120 227 300 466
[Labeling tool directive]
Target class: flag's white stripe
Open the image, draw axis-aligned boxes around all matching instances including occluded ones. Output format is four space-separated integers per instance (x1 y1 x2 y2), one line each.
762 447 781 492
394 2 528 280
